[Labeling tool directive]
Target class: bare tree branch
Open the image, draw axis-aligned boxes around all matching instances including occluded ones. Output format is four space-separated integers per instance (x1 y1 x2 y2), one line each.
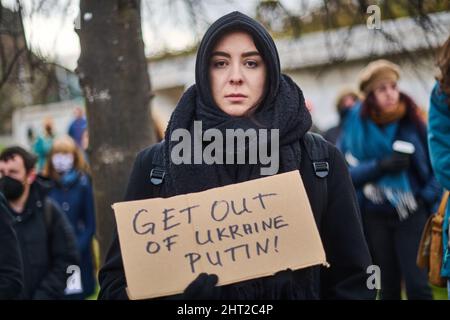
0 47 25 89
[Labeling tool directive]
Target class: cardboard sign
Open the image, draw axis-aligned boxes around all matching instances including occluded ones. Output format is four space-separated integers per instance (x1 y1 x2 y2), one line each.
113 170 328 300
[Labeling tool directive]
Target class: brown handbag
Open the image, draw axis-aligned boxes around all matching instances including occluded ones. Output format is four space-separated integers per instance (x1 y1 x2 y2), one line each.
417 191 449 287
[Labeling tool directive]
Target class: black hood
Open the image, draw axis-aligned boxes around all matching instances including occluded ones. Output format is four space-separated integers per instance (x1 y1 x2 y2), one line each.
195 11 281 109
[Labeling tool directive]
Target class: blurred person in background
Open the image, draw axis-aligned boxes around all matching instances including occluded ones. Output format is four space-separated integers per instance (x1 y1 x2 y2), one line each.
43 136 96 299
80 127 90 163
0 146 79 299
26 127 35 150
338 59 442 300
428 35 450 299
324 89 360 145
305 99 323 135
33 117 55 173
68 107 87 148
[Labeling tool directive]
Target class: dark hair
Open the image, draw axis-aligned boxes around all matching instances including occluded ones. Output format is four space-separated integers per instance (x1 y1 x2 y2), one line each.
361 91 426 133
0 146 37 173
336 92 360 113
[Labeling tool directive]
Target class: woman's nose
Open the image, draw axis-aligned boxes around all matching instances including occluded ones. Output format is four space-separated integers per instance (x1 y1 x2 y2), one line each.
387 86 397 97
229 64 243 85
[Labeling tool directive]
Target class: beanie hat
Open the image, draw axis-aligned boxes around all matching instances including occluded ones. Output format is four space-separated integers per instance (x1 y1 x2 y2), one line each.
359 59 400 95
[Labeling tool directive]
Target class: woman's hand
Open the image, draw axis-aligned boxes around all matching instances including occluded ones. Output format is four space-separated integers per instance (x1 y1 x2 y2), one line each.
378 153 410 173
183 273 221 300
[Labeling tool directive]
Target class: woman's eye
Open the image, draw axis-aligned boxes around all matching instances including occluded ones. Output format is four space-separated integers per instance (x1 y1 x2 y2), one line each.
377 86 387 93
213 60 227 68
245 60 258 68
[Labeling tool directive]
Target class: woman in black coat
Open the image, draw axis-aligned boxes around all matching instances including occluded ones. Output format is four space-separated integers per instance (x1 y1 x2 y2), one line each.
99 11 374 300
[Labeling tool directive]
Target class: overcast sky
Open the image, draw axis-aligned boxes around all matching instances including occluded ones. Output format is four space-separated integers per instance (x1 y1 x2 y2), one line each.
2 0 318 70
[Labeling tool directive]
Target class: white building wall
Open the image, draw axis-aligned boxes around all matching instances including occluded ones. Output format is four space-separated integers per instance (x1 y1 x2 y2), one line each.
148 12 450 132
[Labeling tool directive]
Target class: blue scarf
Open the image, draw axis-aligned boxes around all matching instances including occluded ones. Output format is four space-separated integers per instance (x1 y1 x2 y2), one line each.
59 169 79 187
341 103 417 219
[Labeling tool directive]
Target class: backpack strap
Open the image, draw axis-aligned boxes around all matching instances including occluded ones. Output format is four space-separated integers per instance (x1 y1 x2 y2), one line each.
149 140 166 186
146 135 330 204
302 132 330 216
303 132 330 178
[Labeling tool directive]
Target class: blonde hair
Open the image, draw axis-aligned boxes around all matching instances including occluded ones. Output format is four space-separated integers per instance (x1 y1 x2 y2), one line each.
43 135 90 180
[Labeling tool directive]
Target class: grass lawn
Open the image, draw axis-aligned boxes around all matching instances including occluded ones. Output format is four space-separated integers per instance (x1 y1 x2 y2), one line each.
86 285 100 300
432 285 448 300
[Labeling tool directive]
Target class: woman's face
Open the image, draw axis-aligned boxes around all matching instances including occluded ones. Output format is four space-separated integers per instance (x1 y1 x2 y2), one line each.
209 31 267 117
51 152 74 173
373 80 400 112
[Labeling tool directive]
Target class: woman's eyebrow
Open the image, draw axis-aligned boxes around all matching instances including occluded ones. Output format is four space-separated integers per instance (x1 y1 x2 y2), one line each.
242 51 260 58
210 51 261 58
211 51 230 58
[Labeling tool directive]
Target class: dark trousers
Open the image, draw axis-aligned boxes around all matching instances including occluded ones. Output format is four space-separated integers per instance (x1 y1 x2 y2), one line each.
363 205 432 300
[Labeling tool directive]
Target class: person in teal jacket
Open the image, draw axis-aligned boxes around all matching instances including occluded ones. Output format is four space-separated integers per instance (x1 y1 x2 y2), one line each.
33 117 55 173
428 35 450 299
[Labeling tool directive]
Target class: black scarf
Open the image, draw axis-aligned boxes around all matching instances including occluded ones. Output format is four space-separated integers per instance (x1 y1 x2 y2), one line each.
161 11 313 299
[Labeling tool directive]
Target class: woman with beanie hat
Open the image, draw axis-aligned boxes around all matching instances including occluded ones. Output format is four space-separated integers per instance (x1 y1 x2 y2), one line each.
339 59 442 300
98 11 374 300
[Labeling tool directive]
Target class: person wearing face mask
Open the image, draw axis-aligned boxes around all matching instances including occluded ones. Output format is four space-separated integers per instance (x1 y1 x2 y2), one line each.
0 192 23 299
33 117 55 173
324 89 360 145
0 146 79 299
42 136 96 299
98 11 374 300
338 60 442 299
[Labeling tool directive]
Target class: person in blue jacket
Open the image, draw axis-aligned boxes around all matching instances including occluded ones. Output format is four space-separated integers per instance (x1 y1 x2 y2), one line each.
43 136 96 299
338 59 442 300
428 35 450 299
68 107 88 148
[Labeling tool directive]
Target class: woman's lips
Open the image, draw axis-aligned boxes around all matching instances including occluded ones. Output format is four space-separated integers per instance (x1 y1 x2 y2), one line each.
225 94 247 102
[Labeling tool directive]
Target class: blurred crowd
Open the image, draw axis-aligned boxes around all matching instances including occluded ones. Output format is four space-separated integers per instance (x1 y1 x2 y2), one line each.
0 33 449 300
0 107 97 299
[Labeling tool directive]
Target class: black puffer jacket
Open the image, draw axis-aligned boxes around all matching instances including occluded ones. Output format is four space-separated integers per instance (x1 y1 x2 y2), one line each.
2 182 79 299
98 137 375 300
0 193 23 299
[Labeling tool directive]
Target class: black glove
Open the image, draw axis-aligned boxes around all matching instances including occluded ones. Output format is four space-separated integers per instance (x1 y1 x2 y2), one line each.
378 153 410 174
182 273 221 300
265 268 296 299
265 268 315 300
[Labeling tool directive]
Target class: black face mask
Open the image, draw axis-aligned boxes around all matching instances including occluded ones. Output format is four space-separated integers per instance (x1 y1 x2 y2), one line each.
0 176 25 201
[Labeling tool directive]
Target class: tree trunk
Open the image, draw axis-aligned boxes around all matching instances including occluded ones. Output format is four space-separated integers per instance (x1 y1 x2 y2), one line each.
77 0 155 264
